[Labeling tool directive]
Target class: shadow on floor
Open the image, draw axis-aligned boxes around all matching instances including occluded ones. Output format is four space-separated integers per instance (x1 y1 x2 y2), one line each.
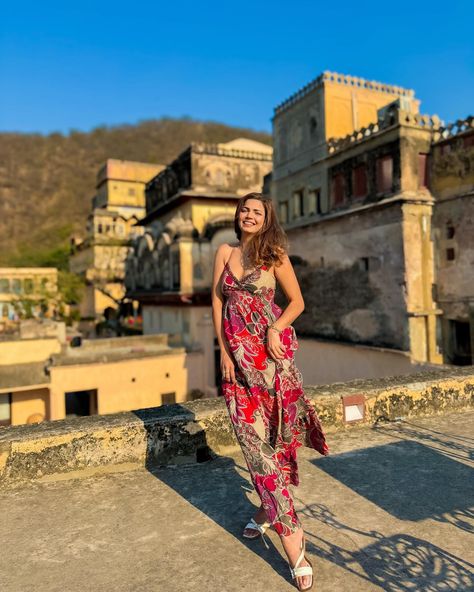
132 405 292 582
132 406 474 589
297 501 474 592
313 437 473 522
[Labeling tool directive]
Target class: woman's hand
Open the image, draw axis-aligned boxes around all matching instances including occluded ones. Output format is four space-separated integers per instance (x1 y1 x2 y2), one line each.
267 327 285 360
220 349 237 384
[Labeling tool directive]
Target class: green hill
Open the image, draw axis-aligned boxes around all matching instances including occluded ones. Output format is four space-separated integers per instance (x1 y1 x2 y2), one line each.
0 118 272 269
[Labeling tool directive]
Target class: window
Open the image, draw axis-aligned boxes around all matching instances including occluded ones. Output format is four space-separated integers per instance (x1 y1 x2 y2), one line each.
128 188 135 196
161 392 176 405
279 201 289 224
418 153 429 188
171 253 180 289
440 143 451 156
446 223 455 239
332 173 345 205
446 248 455 261
12 279 22 294
0 393 11 426
376 156 393 194
292 190 304 218
97 224 103 234
65 389 98 417
359 257 370 272
353 165 368 198
24 278 34 294
448 320 472 365
0 279 10 293
308 189 321 215
463 135 474 149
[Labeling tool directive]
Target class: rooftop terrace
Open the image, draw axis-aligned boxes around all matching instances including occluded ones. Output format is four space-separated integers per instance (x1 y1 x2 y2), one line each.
1 410 472 591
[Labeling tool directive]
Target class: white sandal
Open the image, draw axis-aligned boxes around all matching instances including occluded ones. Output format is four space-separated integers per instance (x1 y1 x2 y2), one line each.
242 518 271 548
289 535 313 591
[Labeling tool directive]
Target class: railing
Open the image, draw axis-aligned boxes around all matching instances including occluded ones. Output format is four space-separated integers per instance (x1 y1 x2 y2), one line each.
327 109 442 155
274 71 416 116
190 142 273 162
432 116 474 143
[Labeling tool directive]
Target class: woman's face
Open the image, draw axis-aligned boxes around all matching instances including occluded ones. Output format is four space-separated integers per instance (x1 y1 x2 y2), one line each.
238 198 266 236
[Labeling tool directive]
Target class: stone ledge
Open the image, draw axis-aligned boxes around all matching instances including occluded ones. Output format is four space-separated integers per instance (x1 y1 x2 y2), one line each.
0 366 473 489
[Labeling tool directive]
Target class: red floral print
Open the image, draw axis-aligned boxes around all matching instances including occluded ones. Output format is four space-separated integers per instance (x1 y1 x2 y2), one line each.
220 262 329 536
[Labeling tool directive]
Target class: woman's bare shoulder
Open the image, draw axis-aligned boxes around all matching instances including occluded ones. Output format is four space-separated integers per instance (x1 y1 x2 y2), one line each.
214 243 233 264
216 242 237 257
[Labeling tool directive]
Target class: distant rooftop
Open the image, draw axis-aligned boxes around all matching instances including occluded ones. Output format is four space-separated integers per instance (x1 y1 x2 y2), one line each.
274 70 417 117
190 137 273 162
97 159 165 187
217 138 273 155
0 335 182 392
0 267 58 275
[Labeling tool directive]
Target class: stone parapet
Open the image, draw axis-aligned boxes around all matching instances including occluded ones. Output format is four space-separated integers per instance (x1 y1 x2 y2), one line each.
327 109 442 155
432 115 474 143
190 142 273 162
274 71 416 117
0 366 472 489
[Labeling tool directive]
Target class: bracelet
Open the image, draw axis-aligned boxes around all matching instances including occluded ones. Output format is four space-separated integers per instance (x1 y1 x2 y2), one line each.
268 323 282 334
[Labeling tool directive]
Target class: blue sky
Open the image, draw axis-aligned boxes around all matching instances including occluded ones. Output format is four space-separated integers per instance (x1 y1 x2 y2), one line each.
1 0 473 134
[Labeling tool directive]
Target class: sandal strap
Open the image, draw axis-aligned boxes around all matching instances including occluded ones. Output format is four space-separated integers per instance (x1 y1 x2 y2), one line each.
294 546 306 569
244 518 270 535
290 565 313 578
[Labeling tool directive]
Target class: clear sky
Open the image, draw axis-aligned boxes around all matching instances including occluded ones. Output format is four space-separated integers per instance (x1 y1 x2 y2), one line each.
1 0 473 135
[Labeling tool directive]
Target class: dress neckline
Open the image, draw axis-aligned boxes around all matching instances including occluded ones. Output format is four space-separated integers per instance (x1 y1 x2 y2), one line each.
224 261 259 283
224 260 273 284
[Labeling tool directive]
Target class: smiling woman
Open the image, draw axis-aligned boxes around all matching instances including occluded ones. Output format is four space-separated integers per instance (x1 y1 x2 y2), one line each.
211 192 329 591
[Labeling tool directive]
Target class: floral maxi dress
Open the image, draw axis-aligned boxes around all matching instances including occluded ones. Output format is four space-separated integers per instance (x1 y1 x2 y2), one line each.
220 261 329 536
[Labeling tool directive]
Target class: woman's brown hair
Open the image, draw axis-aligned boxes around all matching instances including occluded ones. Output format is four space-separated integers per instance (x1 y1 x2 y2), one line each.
234 192 288 267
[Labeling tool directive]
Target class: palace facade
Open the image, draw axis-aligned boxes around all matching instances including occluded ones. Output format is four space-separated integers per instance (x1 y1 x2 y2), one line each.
70 159 164 328
125 138 273 393
270 71 473 366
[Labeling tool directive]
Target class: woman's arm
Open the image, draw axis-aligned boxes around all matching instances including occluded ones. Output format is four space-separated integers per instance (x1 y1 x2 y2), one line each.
211 243 237 383
267 254 305 360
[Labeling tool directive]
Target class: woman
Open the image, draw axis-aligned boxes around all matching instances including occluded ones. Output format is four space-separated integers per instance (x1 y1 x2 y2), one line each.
211 192 329 591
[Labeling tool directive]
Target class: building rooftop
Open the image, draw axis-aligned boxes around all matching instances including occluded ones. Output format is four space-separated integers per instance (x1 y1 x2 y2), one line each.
97 159 165 187
0 335 183 391
274 70 417 117
1 410 472 591
0 267 58 274
0 362 48 391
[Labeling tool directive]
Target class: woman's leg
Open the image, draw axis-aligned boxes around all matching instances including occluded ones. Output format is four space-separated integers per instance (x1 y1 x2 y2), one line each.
223 382 312 588
280 527 313 590
223 381 301 534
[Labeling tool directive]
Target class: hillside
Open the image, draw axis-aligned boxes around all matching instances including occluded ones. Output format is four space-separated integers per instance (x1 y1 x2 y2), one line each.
0 118 272 268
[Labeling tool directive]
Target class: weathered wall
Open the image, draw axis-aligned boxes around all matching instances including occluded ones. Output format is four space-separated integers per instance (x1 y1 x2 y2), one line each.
1 366 472 489
430 136 474 199
296 338 437 385
0 338 61 365
433 196 474 321
191 152 272 195
11 388 50 425
324 79 418 142
285 201 408 349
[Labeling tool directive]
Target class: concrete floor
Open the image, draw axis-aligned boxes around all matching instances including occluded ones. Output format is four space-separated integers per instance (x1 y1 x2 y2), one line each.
1 411 473 592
